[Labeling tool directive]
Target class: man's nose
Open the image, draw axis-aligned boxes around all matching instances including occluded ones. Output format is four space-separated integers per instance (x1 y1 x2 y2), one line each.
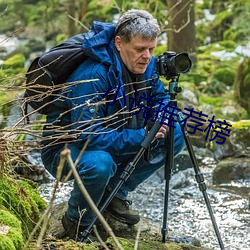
142 49 151 59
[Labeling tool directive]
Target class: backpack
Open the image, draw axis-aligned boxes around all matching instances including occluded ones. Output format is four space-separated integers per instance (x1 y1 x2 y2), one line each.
24 34 87 115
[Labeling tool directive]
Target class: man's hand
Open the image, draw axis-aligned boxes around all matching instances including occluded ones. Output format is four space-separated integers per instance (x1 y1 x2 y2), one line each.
155 123 168 140
145 118 169 143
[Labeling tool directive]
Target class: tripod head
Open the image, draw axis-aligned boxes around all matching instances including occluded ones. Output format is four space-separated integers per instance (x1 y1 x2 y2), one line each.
168 76 182 100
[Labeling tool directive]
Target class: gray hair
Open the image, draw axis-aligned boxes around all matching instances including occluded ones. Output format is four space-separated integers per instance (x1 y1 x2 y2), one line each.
115 9 160 43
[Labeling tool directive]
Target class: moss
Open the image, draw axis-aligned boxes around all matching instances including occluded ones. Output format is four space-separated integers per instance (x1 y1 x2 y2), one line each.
194 42 241 95
154 45 168 57
55 34 68 45
165 242 183 250
0 209 21 229
1 54 25 69
229 120 250 129
29 239 98 250
217 40 237 51
0 91 17 109
198 90 249 121
0 175 47 239
105 237 208 250
213 67 235 86
7 228 24 249
116 238 134 250
0 235 16 250
199 95 224 107
27 238 211 250
0 209 24 249
0 54 26 86
84 243 100 250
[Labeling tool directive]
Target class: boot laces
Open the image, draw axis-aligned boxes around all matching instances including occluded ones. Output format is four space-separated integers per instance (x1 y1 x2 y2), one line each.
123 200 132 209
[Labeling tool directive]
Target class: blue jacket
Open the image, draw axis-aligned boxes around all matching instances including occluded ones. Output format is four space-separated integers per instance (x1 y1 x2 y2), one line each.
44 21 170 156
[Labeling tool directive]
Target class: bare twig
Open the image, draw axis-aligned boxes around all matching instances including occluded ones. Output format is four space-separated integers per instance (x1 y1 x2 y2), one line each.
68 14 90 32
93 225 110 250
162 0 193 34
61 148 124 250
134 220 142 250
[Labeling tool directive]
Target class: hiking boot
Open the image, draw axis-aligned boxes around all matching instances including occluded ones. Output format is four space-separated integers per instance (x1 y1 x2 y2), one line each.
105 196 140 225
61 213 97 243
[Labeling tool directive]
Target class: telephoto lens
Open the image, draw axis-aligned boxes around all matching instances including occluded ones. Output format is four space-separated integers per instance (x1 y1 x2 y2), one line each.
156 51 192 79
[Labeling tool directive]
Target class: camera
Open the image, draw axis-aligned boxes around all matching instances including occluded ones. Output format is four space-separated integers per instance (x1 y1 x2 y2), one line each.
156 51 192 79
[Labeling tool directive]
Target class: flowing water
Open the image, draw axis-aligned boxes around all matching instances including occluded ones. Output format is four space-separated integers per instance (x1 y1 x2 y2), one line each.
38 156 250 250
129 159 250 250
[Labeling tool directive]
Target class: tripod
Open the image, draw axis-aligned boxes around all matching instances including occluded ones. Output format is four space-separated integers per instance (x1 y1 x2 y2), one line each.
82 77 225 250
161 77 225 249
81 116 163 240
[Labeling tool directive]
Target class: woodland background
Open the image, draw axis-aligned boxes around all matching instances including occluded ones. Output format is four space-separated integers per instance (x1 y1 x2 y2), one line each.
0 0 250 124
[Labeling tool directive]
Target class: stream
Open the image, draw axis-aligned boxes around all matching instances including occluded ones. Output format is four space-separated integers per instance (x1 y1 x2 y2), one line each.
38 155 250 250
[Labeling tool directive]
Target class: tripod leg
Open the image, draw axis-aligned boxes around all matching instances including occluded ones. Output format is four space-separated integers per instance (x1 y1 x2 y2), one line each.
180 125 225 250
162 125 174 243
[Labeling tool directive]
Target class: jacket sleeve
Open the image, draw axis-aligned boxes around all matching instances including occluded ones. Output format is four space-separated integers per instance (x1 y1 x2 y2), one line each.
65 60 146 156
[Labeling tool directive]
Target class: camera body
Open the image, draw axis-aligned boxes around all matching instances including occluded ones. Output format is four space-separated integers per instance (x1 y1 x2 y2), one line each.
156 51 192 79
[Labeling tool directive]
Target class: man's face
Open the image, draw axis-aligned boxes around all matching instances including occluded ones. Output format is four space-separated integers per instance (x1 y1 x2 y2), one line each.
115 35 157 74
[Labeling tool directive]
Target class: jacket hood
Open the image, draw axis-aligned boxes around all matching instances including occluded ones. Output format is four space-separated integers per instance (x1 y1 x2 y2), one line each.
82 21 116 65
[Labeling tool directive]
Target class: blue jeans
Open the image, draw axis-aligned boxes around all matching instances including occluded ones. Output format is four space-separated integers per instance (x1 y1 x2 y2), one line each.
41 125 185 226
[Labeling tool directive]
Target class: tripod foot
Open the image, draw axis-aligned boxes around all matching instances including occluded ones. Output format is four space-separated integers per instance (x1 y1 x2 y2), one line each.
161 227 168 243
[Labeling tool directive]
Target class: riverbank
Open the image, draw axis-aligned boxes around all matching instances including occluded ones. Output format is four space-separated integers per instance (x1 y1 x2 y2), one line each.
38 155 250 250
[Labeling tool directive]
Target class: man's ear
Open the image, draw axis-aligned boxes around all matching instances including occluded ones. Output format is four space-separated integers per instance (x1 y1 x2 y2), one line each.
115 36 122 51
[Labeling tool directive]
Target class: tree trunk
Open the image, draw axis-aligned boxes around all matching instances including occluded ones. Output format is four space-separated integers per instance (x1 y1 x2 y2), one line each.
78 0 88 20
67 0 77 36
167 0 196 62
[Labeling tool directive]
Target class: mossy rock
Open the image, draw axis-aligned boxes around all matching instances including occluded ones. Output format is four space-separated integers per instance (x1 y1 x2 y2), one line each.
194 42 241 95
43 202 211 250
106 237 210 250
210 120 250 160
198 91 248 121
0 209 24 250
0 174 47 239
213 157 250 184
28 239 211 250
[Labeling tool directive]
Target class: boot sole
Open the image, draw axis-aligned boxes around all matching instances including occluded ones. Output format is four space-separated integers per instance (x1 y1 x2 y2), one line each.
105 210 140 225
